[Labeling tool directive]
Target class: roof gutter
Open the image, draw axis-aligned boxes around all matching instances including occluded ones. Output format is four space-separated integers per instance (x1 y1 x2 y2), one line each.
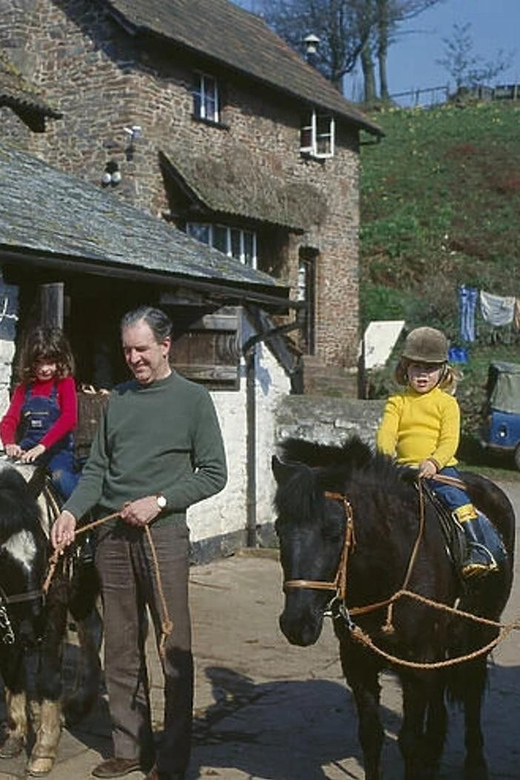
0 245 301 312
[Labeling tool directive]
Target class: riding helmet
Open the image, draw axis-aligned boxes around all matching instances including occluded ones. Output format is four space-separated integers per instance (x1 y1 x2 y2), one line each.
401 327 449 363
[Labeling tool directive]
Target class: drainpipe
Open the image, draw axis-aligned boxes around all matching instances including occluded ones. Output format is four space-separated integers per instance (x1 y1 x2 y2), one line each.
242 316 304 548
245 344 257 548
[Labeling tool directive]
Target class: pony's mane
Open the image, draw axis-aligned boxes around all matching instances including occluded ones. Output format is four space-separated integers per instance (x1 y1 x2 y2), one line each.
0 464 42 542
275 436 407 524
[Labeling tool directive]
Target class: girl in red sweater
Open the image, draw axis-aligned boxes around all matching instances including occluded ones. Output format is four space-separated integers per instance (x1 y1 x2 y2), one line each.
1 326 78 499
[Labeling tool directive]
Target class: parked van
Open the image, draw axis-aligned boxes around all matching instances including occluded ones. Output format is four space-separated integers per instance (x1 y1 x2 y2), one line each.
480 361 520 469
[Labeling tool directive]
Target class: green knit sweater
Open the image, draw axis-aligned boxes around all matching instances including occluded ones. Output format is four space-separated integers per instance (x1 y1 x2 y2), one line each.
65 371 227 523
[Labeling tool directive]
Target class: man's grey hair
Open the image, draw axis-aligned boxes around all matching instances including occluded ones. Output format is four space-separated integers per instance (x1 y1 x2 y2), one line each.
120 306 172 344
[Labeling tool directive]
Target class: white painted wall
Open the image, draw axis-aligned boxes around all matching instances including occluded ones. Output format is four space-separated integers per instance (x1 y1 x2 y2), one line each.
188 312 291 544
0 276 19 417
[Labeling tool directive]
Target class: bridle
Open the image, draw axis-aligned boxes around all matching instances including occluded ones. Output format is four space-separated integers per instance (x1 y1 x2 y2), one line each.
283 491 356 627
0 586 45 645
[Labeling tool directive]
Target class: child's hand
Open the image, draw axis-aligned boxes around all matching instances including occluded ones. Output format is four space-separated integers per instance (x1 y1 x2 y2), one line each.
5 444 22 459
21 444 46 463
418 459 438 479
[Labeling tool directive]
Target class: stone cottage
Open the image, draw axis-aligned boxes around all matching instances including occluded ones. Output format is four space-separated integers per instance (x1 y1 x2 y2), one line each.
0 0 382 393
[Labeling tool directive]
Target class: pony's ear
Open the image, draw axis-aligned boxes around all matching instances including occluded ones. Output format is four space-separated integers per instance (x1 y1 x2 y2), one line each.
272 455 298 486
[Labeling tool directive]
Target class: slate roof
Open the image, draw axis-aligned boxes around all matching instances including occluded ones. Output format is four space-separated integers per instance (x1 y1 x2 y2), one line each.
0 143 289 304
102 0 382 136
0 50 62 122
160 148 328 230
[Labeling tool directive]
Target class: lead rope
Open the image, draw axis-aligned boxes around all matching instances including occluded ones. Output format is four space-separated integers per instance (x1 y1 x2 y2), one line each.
44 509 174 660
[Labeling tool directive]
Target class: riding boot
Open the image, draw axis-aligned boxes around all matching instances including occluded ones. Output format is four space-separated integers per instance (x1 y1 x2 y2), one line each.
455 505 499 580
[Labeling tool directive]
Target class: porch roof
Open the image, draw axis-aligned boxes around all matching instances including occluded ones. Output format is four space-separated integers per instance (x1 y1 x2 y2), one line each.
0 143 291 307
0 49 62 127
160 149 327 231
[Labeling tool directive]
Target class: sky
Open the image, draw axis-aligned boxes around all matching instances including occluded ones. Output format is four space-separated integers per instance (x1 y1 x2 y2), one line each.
235 0 520 104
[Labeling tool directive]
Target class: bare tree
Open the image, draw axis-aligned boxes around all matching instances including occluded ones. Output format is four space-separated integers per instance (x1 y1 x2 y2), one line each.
437 22 513 93
260 0 376 92
373 0 445 101
257 0 444 99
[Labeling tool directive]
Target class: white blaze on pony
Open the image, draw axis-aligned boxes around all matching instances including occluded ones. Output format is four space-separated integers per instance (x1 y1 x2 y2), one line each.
2 529 37 572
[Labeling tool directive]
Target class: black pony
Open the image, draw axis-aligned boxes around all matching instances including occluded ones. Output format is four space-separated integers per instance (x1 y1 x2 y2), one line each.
272 437 515 780
0 459 101 776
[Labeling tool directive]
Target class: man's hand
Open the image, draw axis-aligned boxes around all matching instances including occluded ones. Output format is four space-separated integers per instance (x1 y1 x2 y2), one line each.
5 444 22 459
418 459 438 479
21 443 46 463
51 510 77 549
119 496 162 527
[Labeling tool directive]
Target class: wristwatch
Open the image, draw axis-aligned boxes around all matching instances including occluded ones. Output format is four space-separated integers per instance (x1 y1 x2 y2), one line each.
156 494 167 510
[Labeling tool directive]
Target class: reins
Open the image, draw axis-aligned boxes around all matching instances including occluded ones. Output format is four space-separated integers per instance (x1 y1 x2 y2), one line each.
44 509 173 659
283 480 520 669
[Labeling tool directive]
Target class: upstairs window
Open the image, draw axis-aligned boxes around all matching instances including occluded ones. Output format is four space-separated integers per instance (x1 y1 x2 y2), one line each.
193 74 220 123
187 222 257 268
300 110 335 158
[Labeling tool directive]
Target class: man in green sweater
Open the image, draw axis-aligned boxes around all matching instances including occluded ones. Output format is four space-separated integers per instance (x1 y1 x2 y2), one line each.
52 306 227 780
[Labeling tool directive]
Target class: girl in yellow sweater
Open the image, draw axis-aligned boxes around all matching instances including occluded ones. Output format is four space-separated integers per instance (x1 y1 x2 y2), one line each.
377 326 503 579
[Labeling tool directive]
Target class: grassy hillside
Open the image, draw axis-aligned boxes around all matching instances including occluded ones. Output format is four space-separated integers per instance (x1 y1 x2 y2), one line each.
359 101 520 470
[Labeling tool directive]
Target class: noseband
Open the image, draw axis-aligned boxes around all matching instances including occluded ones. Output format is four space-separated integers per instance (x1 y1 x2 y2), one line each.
283 491 355 621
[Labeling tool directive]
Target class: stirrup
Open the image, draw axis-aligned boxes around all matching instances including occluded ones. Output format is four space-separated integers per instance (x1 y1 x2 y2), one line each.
461 543 499 579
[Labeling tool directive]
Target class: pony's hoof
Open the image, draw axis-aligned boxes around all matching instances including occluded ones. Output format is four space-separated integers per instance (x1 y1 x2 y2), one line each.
27 755 55 776
0 734 24 758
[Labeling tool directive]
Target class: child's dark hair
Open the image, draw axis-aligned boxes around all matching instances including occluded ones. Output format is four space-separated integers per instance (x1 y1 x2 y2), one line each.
16 327 75 383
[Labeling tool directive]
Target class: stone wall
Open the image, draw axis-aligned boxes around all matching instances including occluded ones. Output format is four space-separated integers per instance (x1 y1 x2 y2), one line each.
275 395 385 450
0 0 362 373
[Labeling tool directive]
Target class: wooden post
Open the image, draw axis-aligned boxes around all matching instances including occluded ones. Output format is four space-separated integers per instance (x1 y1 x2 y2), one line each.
39 283 64 329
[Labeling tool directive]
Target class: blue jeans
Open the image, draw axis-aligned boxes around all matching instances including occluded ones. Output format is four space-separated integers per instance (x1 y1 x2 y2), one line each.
426 466 473 516
46 448 79 500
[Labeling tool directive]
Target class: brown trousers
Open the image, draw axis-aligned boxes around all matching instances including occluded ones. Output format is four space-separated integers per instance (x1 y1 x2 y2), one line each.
96 519 193 776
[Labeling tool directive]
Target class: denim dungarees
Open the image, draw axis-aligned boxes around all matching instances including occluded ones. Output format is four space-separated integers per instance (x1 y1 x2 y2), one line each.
19 383 78 500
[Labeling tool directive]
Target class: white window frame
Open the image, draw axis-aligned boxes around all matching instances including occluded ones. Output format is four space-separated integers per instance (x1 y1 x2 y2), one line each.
300 109 335 159
187 222 257 269
193 73 220 123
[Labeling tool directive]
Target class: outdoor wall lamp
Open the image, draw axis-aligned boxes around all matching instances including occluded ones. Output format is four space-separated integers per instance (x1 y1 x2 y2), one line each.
101 160 121 186
124 125 142 160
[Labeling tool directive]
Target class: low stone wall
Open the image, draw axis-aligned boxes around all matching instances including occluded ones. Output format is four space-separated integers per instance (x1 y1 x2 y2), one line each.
275 395 385 449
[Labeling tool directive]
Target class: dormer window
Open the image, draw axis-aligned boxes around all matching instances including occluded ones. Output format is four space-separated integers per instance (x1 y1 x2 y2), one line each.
193 74 220 123
300 110 335 158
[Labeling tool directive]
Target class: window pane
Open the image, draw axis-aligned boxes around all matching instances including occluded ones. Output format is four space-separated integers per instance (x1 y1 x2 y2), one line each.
213 225 228 253
316 134 331 155
316 115 332 155
230 229 241 260
193 90 202 118
297 261 307 301
300 125 312 149
187 223 210 244
203 76 218 121
243 231 254 266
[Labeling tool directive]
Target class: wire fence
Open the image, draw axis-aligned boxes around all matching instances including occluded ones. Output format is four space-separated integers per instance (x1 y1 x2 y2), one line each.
389 83 520 110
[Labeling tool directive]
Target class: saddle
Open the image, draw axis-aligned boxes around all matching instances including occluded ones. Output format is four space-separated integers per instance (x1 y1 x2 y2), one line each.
420 481 467 575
